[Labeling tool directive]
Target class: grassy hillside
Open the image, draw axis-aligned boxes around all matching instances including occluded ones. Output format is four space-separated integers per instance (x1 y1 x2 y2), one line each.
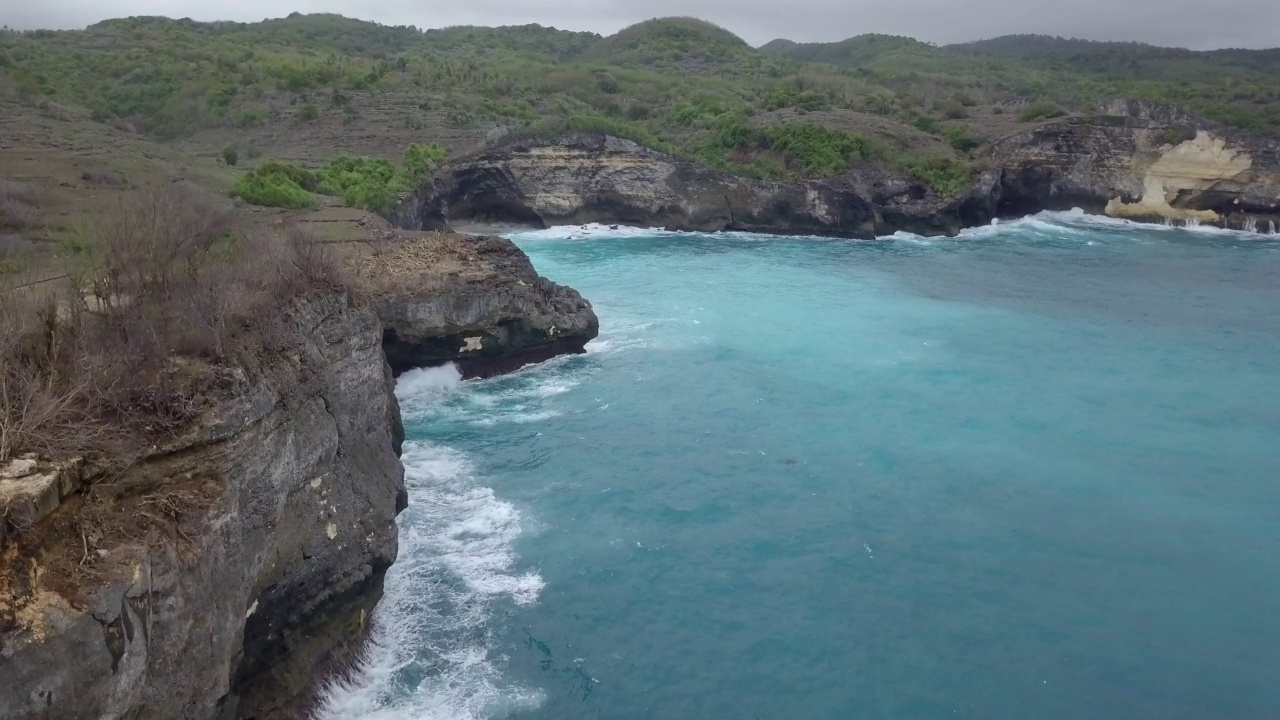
1 13 1277 201
0 14 974 189
763 33 1280 135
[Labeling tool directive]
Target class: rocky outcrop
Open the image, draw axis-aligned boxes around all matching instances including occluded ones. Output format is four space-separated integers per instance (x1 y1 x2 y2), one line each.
397 102 1280 238
992 100 1280 228
1 293 407 720
360 233 599 379
392 133 985 239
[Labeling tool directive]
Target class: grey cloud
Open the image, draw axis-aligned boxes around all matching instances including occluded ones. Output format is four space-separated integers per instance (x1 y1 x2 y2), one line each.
4 0 1277 49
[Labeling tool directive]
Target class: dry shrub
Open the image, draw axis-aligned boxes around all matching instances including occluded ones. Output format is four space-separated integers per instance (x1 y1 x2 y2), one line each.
0 184 353 465
81 170 128 187
0 181 37 230
0 286 106 461
39 101 75 122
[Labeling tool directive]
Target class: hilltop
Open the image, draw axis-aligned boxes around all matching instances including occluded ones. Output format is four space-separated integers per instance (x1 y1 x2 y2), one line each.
0 13 1278 208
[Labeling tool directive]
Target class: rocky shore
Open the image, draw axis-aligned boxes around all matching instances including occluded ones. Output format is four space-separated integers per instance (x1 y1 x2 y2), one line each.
394 101 1280 238
0 234 599 719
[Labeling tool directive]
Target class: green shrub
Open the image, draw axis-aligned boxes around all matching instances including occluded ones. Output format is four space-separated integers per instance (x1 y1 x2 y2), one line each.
942 126 981 152
762 123 872 177
1018 101 1066 123
233 171 314 209
913 116 940 134
234 108 265 127
298 103 319 121
905 157 972 196
399 143 449 188
222 147 238 166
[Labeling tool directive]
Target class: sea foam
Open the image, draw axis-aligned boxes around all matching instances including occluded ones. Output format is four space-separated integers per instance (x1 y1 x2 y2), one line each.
314 443 543 720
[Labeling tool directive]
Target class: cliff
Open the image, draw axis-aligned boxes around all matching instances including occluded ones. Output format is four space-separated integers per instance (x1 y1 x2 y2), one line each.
0 235 599 719
2 293 404 720
362 233 599 379
396 102 1280 238
995 100 1280 227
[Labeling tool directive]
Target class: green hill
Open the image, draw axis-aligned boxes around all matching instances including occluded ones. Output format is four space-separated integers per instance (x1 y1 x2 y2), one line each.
1 12 1277 199
583 18 778 75
762 32 1280 135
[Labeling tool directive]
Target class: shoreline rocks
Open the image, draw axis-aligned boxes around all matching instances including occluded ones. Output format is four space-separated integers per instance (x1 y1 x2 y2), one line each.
395 102 1280 238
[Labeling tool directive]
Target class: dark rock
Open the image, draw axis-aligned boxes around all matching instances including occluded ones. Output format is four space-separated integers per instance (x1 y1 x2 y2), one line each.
370 234 599 379
0 294 406 720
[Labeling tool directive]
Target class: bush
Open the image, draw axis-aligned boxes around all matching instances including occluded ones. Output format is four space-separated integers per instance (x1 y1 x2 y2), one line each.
234 109 266 127
81 169 128 186
233 166 315 209
913 116 940 134
298 103 320 121
906 157 973 196
222 147 239 167
1018 102 1066 123
942 126 982 153
0 180 37 229
763 123 872 177
40 101 75 122
0 184 350 464
399 143 448 188
233 144 447 215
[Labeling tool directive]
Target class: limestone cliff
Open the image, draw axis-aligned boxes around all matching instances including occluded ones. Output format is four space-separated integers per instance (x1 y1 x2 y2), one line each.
362 233 599 379
1 293 405 720
0 235 600 719
392 133 987 239
993 100 1280 228
397 102 1280 238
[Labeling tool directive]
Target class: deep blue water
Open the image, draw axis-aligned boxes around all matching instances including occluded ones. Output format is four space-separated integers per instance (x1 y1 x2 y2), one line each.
320 212 1280 720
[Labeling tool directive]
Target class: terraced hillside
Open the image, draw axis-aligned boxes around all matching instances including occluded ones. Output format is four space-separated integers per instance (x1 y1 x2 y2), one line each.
1 14 1277 197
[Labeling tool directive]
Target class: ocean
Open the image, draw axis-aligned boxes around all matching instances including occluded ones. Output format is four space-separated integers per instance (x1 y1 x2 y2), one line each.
318 212 1280 720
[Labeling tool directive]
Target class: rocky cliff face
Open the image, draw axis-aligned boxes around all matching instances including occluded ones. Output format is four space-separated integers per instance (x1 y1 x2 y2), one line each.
1 293 405 720
0 235 600 719
397 103 1280 238
361 233 599 379
993 100 1280 228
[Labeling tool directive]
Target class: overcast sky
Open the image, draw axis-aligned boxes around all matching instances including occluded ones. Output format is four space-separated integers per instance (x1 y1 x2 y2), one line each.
3 0 1277 50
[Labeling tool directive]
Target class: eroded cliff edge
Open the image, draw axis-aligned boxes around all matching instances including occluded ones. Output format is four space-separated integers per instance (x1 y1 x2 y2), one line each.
0 234 598 719
396 101 1280 238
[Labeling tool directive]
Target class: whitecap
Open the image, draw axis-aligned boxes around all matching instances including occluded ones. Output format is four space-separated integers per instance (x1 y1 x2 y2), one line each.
396 364 463 418
313 443 543 720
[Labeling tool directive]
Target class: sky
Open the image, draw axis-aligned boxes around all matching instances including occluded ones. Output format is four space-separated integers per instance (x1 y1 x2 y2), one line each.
3 0 1277 50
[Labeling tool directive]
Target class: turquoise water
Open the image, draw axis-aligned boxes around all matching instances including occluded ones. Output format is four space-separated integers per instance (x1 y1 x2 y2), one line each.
320 213 1280 720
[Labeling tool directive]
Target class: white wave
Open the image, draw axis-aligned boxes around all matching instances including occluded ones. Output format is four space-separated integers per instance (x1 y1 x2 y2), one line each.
396 365 464 419
468 409 563 427
509 209 1272 246
314 443 543 720
507 222 672 241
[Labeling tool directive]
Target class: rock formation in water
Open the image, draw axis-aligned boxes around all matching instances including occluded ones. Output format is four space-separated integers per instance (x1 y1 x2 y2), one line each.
396 101 1280 238
0 236 599 719
365 234 599 379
